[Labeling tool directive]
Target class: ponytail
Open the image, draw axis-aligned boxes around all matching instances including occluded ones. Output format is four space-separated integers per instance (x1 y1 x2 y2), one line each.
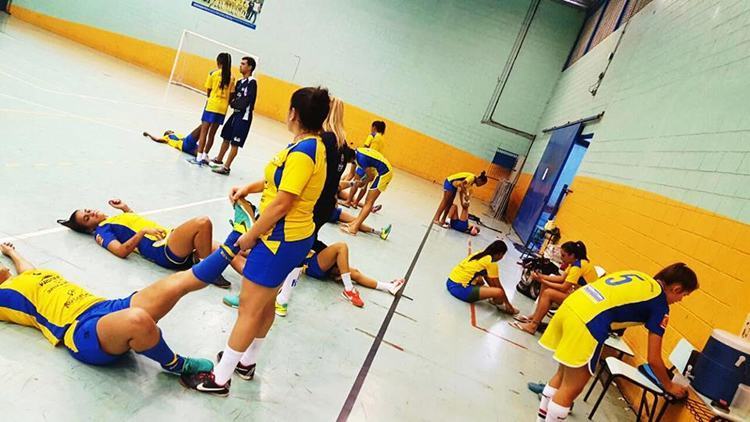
475 171 488 186
217 52 232 90
561 240 588 261
470 240 508 261
57 210 92 234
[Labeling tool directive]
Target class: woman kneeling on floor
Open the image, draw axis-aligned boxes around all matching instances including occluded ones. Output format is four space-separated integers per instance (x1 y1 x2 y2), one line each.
445 240 518 315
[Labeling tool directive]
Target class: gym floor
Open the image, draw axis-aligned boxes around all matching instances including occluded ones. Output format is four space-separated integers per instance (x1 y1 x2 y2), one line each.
0 16 632 421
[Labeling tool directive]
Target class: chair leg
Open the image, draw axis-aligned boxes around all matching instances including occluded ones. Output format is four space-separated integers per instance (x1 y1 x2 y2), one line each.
584 363 607 402
648 395 659 422
637 390 647 421
588 374 614 420
655 399 669 422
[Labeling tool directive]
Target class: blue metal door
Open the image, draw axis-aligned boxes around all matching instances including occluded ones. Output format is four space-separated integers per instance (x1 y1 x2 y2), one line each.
513 123 582 243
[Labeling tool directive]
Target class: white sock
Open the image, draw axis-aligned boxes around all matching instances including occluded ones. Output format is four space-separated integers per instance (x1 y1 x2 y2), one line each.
545 401 569 422
538 384 557 422
276 267 301 305
214 344 243 386
240 338 264 366
202 152 209 161
341 272 354 291
375 281 390 292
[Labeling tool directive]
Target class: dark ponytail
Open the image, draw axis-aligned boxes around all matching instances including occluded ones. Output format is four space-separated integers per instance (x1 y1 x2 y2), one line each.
476 171 488 186
561 240 588 261
217 52 232 90
57 210 92 234
654 263 699 292
470 240 508 261
290 87 331 132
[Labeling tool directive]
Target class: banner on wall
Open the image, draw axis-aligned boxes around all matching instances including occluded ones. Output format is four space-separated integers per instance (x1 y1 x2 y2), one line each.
191 0 264 29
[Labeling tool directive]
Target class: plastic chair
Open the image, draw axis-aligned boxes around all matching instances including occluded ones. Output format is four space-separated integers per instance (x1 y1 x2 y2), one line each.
585 338 696 421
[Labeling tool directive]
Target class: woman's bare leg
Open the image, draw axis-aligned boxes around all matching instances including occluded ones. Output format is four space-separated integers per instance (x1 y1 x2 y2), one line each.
167 216 213 259
350 268 377 289
214 140 230 162
205 123 220 154
196 122 210 155
95 308 162 355
433 191 454 224
346 190 381 234
129 271 208 322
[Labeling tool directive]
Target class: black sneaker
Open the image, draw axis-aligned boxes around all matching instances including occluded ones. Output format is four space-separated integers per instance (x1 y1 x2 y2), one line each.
179 371 230 396
213 275 231 289
217 351 256 380
212 166 231 175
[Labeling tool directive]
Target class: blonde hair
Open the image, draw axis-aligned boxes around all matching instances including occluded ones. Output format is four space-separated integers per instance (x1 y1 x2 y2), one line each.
323 96 346 147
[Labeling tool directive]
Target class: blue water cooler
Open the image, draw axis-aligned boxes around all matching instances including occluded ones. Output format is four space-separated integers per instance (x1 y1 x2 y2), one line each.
692 329 750 404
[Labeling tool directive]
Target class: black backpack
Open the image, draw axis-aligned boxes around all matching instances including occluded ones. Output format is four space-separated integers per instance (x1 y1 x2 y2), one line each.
516 256 560 300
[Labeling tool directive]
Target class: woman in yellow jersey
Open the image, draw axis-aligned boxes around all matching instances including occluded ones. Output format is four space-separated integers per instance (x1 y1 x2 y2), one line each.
534 264 696 422
433 171 488 227
364 120 386 153
340 147 393 236
142 126 200 157
188 52 234 166
510 241 598 335
445 240 518 315
58 199 241 287
341 120 389 208
0 242 215 376
180 87 330 396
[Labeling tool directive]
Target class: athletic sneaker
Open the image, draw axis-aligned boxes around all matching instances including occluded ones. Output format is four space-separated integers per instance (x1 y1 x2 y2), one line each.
178 357 215 375
179 371 230 397
217 351 256 380
210 158 223 165
380 224 392 240
342 288 364 307
275 301 288 317
199 159 210 166
372 204 383 213
222 294 239 308
186 157 204 166
213 275 231 289
232 199 255 233
527 382 545 395
212 166 231 175
388 278 405 295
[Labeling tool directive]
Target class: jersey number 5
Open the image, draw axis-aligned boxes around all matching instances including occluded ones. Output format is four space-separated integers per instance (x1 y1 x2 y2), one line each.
605 273 645 286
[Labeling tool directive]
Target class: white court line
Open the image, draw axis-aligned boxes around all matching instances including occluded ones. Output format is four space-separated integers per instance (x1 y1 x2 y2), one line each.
0 67 195 114
0 197 226 243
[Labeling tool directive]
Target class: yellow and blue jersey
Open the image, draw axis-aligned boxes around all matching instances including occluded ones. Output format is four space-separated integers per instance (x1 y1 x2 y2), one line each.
204 69 233 115
94 213 170 252
259 136 326 249
448 253 499 287
355 148 391 176
564 259 598 287
164 132 197 156
0 270 104 346
364 133 385 153
447 172 476 187
564 270 669 342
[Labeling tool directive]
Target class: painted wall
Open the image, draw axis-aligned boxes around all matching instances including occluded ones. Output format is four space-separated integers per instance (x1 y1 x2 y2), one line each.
509 0 750 418
9 0 582 199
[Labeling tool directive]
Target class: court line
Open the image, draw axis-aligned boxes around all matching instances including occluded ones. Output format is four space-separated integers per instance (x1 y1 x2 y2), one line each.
337 220 433 421
354 328 405 352
469 303 528 350
0 197 226 244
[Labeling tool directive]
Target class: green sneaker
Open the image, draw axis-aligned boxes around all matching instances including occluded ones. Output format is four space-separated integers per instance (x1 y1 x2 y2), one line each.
179 356 214 375
380 224 392 240
231 199 256 234
222 294 240 308
275 301 288 317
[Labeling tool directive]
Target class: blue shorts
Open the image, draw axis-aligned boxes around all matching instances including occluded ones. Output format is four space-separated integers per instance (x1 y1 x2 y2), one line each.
220 112 251 148
446 278 481 303
201 109 226 124
443 179 457 193
329 207 343 223
138 239 192 270
355 167 366 178
303 253 330 280
450 219 469 233
182 133 198 156
243 236 315 288
65 295 134 365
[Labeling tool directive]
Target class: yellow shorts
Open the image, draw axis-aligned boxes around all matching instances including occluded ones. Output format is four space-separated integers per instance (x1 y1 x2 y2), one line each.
370 170 393 193
538 304 603 375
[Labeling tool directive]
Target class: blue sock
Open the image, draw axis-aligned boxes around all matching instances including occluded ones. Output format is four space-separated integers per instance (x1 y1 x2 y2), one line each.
192 230 241 284
138 330 184 372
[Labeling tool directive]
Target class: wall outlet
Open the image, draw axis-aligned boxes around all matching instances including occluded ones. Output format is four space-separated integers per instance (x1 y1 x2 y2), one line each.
742 313 750 340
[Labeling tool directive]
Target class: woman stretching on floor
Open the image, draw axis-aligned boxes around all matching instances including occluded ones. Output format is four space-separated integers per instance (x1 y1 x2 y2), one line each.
58 199 241 288
433 171 487 227
0 242 219 377
340 147 393 236
509 241 598 335
329 206 391 240
446 194 479 236
142 126 200 156
445 240 518 315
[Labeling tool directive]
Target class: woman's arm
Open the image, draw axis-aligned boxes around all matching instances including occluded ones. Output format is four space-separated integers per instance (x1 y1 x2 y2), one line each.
236 191 296 251
230 180 265 202
647 333 688 398
101 228 164 259
1 243 35 273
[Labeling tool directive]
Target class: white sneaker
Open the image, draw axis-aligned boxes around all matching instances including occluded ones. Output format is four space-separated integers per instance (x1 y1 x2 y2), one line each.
388 278 405 295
